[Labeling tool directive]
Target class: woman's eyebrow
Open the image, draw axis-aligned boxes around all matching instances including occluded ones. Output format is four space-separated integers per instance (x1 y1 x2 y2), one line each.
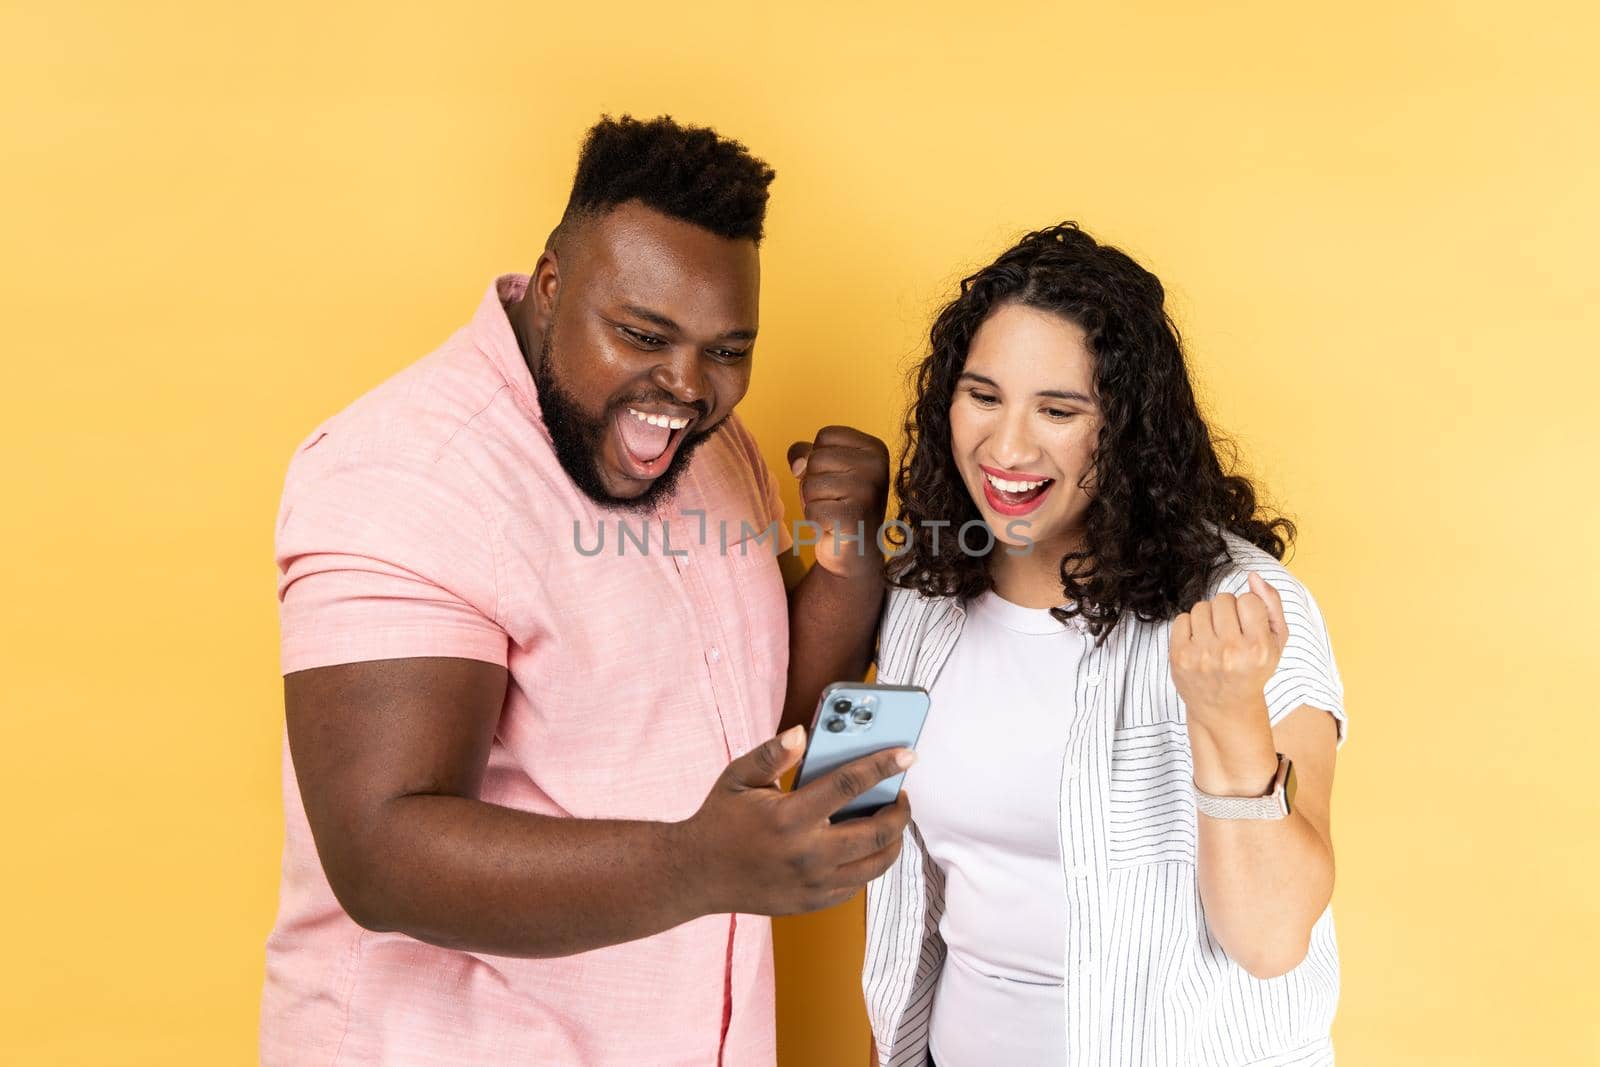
959 372 1091 404
1036 388 1094 404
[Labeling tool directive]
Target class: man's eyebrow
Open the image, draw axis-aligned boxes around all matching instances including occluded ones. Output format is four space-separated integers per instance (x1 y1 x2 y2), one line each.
621 304 757 343
622 305 682 334
957 371 1092 404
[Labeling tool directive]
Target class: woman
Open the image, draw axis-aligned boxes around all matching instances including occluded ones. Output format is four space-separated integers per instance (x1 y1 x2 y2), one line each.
863 223 1347 1067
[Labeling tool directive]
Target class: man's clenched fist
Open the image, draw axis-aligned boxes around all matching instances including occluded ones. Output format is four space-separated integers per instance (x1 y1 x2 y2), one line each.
787 425 890 580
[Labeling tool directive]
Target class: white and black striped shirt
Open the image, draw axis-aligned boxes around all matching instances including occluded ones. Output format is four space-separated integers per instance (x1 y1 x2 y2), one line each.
863 532 1348 1067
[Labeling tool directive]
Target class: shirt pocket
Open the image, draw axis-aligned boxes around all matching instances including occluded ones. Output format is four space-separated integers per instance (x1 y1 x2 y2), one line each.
1107 719 1198 868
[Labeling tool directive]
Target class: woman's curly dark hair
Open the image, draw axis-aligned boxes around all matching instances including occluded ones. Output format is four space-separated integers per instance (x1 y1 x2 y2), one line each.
891 221 1294 641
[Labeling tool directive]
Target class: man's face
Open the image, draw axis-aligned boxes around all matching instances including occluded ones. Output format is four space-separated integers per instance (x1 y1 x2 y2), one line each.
521 201 760 511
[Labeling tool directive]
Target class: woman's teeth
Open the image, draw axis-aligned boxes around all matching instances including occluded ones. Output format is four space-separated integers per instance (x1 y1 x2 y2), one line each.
627 407 689 430
984 472 1051 493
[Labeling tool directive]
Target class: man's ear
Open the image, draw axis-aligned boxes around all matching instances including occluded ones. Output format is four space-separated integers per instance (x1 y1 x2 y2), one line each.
529 248 560 332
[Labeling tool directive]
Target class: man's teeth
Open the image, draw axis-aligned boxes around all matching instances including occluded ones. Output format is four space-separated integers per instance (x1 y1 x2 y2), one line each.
985 473 1050 494
627 408 689 430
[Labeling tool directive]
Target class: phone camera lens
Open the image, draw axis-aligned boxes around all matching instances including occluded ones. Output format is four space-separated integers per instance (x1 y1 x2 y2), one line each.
826 716 847 733
852 708 874 724
832 697 853 714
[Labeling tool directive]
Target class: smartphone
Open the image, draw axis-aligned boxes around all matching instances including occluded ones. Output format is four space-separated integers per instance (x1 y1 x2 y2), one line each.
792 682 932 822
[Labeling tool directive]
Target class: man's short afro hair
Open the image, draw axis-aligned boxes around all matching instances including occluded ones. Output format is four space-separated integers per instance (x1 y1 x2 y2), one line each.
560 114 776 243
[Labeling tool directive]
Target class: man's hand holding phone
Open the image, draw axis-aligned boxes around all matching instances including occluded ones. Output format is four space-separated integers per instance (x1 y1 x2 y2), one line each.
677 726 914 916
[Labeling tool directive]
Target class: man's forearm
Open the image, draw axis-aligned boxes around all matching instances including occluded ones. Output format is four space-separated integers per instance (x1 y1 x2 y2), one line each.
780 562 886 733
347 793 707 958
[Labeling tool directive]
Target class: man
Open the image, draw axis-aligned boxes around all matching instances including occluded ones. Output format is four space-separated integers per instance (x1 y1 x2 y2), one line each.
262 115 902 1066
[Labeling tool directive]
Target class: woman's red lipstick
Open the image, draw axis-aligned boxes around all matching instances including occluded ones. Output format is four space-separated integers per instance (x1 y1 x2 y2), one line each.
978 463 1055 516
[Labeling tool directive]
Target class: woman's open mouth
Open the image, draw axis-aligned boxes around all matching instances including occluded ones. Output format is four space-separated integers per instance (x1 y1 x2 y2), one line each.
610 405 696 482
979 465 1055 517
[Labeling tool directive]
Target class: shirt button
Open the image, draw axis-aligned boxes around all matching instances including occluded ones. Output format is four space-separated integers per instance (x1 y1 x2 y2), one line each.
707 647 721 664
1065 865 1091 879
1064 764 1082 780
1086 673 1102 686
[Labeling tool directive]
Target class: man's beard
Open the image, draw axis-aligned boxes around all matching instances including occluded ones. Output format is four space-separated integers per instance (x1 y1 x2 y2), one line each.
531 330 715 513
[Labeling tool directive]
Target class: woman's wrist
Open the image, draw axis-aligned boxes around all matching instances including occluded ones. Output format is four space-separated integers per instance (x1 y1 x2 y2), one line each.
1188 711 1279 797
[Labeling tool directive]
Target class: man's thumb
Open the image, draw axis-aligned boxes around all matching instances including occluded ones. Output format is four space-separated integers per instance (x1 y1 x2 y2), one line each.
728 725 806 787
787 441 812 479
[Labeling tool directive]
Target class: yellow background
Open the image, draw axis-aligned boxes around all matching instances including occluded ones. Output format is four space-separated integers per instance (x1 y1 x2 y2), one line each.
4 1 1597 1063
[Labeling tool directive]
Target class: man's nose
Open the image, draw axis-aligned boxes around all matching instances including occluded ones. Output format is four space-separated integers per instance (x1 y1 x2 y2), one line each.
649 347 710 411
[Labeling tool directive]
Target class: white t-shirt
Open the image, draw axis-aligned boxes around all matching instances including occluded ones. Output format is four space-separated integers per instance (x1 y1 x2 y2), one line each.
865 536 1349 1067
905 589 1092 1067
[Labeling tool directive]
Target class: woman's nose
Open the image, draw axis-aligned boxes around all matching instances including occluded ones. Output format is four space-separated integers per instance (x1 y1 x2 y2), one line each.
987 412 1042 470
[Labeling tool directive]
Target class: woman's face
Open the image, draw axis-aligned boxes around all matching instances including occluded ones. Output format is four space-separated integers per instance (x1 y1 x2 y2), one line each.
948 301 1102 554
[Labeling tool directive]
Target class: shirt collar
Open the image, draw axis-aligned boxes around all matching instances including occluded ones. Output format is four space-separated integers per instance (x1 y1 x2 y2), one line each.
470 273 543 422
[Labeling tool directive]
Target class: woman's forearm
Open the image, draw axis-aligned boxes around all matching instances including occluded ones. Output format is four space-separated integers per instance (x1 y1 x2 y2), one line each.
1189 714 1335 979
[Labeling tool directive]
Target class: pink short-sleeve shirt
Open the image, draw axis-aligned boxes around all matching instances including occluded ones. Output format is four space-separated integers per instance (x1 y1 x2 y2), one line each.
263 275 791 1066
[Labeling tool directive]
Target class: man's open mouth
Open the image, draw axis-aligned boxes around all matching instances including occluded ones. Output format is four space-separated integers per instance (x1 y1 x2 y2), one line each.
610 405 696 481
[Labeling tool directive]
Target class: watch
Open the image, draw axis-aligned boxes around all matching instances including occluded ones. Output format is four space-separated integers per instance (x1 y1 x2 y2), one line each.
1194 753 1295 820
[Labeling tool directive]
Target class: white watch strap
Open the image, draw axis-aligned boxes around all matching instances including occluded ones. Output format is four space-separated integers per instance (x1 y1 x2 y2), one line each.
1194 754 1290 820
